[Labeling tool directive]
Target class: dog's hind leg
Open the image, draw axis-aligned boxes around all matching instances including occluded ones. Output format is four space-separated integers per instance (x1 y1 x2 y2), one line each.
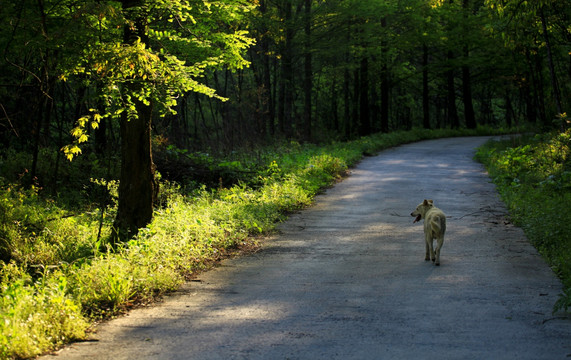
434 236 444 266
426 234 435 262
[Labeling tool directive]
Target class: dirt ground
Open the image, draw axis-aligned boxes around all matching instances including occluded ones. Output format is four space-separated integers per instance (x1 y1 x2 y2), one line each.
44 137 571 359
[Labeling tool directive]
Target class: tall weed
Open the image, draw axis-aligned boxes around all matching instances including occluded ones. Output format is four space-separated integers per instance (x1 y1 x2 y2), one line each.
0 263 88 358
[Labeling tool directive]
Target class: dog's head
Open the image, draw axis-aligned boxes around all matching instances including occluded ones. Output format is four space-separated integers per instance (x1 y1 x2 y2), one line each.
411 199 434 223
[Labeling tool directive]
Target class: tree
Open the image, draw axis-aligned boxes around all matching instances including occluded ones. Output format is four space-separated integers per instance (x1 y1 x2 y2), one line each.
61 0 254 243
112 0 156 243
485 0 569 126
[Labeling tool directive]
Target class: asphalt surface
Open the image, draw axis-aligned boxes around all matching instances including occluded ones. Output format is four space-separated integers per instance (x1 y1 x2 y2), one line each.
46 137 571 359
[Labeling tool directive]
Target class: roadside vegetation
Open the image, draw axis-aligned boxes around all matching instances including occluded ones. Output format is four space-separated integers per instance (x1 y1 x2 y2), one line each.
0 127 507 359
475 125 571 314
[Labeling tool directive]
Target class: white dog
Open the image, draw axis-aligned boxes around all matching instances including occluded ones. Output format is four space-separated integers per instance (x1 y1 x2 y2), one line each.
411 199 446 266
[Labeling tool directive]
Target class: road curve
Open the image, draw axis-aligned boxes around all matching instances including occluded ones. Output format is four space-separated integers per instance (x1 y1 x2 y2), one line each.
45 137 571 360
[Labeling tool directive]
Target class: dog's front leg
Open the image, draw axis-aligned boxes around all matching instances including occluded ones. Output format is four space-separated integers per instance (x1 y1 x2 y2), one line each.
425 239 431 261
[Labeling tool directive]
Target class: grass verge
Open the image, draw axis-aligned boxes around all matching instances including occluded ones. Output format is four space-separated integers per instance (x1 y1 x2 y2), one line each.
475 129 571 314
1 126 514 358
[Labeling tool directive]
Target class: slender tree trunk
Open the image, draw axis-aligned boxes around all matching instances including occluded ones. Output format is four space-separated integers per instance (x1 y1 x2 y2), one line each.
380 66 389 133
262 4 274 137
445 0 459 129
303 0 312 141
278 1 294 138
343 26 352 139
505 91 515 127
370 83 379 132
353 66 360 136
278 69 285 135
331 79 339 132
539 7 563 119
343 67 351 139
422 44 430 129
522 71 536 123
461 0 476 129
462 53 476 129
380 17 389 133
255 0 272 138
359 57 370 136
524 51 541 123
112 0 158 245
446 50 459 128
51 84 67 194
30 0 53 186
30 94 43 185
271 57 278 136
534 54 548 126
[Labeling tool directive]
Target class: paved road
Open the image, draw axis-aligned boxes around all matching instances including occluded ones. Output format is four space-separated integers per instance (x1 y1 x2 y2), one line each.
47 137 570 359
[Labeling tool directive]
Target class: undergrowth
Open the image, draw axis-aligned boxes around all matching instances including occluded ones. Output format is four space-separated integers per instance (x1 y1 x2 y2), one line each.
475 128 571 314
0 126 513 358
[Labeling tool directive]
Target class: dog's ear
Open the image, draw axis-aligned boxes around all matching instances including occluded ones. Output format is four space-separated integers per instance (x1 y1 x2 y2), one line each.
428 199 434 205
423 199 429 206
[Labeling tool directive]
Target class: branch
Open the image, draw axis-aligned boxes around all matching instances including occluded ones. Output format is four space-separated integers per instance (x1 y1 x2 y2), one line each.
0 103 19 137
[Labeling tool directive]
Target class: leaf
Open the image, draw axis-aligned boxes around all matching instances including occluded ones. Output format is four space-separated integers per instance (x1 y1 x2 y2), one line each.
71 127 84 137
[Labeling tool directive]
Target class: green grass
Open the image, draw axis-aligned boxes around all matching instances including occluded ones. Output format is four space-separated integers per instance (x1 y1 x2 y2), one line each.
475 129 571 314
0 126 515 358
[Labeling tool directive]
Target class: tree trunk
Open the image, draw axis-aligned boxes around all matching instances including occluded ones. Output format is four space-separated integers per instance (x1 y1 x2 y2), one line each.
261 1 274 137
303 0 312 141
462 55 476 129
446 50 459 128
521 71 536 123
505 91 514 127
359 57 370 136
539 6 563 119
534 54 548 126
344 66 351 139
380 17 389 133
422 44 430 129
30 0 53 186
353 66 360 136
331 79 339 132
445 0 459 129
113 101 157 243
343 26 352 140
461 0 476 129
278 1 294 138
112 0 158 245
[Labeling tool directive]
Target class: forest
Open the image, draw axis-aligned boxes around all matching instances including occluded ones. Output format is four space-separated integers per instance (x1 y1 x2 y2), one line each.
0 0 569 358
